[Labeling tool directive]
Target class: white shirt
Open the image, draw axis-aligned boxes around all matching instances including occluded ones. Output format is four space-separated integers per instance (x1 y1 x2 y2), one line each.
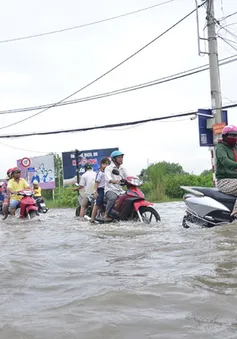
79 170 96 196
105 163 127 194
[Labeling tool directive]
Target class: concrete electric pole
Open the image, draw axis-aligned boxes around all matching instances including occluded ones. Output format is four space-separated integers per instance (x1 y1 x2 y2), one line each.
206 0 223 136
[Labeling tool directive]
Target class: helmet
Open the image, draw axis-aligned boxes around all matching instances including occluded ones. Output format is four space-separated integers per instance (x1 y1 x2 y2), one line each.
110 150 124 159
222 125 237 146
12 167 21 173
84 163 92 171
7 168 13 175
33 180 39 185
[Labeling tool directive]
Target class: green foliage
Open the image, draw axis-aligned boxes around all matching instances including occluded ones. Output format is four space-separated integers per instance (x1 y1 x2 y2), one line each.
139 162 213 201
44 186 78 208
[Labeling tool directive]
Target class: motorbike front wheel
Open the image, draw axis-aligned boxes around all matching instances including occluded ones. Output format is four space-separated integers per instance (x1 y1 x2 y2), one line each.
137 206 161 224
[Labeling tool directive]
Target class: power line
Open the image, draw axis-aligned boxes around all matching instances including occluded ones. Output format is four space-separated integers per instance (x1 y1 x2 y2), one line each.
1 102 236 139
0 110 199 138
218 11 237 22
218 35 237 52
1 53 237 115
0 0 174 44
0 4 206 132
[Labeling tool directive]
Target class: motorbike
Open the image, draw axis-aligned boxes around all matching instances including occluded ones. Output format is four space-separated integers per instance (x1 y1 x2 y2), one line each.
181 185 237 228
34 196 48 213
17 190 39 219
95 169 161 224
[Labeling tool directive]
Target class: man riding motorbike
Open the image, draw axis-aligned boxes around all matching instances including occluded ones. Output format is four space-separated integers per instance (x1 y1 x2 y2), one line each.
103 150 127 222
7 167 30 216
216 125 237 220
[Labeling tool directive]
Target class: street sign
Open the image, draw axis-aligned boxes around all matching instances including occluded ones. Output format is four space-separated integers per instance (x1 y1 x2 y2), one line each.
213 122 226 135
21 157 31 168
198 109 228 147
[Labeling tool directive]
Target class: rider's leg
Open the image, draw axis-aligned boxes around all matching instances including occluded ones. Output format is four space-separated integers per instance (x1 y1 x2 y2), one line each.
104 191 118 220
9 199 19 216
217 178 237 217
79 196 88 218
2 199 9 220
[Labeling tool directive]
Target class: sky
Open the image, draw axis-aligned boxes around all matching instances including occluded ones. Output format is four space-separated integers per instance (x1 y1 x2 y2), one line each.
0 0 237 178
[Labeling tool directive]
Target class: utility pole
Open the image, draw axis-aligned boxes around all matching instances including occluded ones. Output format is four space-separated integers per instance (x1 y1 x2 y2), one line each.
75 149 80 195
205 0 223 185
206 0 222 131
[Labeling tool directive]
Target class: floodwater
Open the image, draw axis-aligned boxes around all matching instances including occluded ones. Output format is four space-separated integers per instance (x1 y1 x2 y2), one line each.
0 202 237 339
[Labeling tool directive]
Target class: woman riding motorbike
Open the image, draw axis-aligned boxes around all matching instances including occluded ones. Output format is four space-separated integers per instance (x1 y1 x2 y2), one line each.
216 125 237 220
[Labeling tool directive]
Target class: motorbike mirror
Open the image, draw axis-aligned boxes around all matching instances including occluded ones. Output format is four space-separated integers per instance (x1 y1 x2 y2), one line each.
112 169 120 176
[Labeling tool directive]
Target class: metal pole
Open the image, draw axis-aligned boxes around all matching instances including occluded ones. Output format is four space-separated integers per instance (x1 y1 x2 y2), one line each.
206 0 222 131
206 0 223 186
75 149 80 195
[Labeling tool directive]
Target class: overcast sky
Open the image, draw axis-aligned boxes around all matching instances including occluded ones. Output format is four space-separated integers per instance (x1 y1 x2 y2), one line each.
0 0 236 178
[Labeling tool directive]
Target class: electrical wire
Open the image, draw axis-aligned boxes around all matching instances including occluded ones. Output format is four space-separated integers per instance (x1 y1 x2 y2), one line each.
1 101 237 139
1 52 237 115
0 3 207 132
218 35 237 52
0 0 174 44
0 141 47 154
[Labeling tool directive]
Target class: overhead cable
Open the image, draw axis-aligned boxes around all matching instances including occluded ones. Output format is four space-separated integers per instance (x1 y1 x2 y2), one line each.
1 53 237 115
1 101 237 139
0 0 174 44
0 3 206 131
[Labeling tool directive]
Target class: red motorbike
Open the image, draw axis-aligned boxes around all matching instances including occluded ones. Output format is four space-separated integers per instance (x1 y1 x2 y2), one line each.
18 190 39 219
96 169 161 224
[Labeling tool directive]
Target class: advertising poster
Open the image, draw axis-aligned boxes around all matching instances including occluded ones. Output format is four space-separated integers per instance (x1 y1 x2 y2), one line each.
62 147 118 182
17 155 55 189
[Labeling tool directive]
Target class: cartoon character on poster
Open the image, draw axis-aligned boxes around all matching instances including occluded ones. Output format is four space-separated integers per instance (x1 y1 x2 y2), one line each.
31 163 53 183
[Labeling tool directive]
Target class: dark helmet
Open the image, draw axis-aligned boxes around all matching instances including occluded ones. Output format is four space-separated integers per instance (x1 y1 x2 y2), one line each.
84 163 93 171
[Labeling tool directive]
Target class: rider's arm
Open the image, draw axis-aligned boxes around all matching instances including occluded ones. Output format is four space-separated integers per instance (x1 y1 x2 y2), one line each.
105 167 120 185
7 180 17 194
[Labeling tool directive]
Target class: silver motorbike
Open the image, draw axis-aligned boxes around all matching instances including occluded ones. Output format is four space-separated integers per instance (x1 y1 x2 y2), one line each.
181 185 236 228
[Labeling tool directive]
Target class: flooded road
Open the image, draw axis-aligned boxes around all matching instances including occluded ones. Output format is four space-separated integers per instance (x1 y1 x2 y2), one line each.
0 202 237 339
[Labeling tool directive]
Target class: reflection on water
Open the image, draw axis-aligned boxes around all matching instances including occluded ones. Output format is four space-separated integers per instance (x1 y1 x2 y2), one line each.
0 202 237 339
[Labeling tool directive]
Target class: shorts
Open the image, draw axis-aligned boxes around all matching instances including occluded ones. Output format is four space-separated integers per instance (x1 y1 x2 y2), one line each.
96 187 104 206
81 196 89 207
9 200 20 209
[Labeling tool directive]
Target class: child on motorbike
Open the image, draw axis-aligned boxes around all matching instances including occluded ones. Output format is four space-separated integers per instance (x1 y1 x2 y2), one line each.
90 157 111 223
32 180 42 198
216 125 237 220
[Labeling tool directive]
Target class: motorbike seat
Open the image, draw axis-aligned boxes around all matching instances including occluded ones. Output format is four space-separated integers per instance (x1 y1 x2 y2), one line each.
192 187 236 203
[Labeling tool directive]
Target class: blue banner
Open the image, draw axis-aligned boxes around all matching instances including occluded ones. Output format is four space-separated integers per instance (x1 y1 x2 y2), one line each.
62 147 119 179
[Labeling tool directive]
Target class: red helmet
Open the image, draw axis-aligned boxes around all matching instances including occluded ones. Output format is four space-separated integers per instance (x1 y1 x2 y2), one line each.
12 167 21 173
7 168 13 175
222 125 237 146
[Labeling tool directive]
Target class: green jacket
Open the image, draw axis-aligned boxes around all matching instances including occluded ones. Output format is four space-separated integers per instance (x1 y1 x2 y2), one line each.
215 141 237 180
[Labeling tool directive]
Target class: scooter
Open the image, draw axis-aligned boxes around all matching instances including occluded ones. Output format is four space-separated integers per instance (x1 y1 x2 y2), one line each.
181 185 236 228
18 190 39 219
34 197 48 213
95 169 161 224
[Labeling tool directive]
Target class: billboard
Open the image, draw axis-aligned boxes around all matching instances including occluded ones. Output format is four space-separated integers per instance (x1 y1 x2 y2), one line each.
62 147 118 180
17 154 55 189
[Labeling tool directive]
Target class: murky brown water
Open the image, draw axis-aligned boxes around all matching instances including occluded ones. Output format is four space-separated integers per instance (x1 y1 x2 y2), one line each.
0 202 237 339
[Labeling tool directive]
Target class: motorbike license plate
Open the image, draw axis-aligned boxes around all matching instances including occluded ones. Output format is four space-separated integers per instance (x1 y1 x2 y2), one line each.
41 203 46 207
